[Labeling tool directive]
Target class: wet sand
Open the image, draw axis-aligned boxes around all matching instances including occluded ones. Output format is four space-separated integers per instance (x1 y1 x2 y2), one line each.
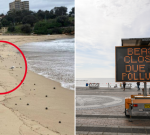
0 35 74 135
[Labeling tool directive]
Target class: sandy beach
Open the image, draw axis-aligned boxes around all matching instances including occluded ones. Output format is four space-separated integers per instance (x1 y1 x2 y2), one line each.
0 35 74 135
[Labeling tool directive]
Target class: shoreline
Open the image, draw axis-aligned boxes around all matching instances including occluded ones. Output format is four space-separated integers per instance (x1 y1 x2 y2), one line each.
28 68 74 90
0 34 74 135
21 37 74 91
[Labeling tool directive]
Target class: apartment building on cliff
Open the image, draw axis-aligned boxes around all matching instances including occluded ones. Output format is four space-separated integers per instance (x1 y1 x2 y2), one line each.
9 0 29 11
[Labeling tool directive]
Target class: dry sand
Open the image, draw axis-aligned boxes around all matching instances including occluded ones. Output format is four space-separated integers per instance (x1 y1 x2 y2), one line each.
0 35 74 135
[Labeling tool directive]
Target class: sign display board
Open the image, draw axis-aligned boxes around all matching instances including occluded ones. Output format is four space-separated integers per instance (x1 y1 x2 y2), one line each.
116 46 150 82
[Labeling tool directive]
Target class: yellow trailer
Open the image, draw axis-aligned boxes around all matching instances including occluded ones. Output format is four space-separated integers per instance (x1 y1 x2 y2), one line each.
125 94 150 117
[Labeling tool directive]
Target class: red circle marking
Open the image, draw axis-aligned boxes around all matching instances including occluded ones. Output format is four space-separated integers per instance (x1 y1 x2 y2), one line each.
0 41 27 95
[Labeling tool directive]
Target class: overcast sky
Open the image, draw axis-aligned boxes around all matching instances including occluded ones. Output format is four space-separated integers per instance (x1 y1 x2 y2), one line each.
0 0 74 14
76 0 150 78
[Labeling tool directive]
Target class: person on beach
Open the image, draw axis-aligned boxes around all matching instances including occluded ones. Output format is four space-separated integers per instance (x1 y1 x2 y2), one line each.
137 82 140 91
123 82 126 91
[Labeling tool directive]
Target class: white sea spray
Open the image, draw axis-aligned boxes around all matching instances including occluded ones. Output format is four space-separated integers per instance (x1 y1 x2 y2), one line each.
20 38 74 90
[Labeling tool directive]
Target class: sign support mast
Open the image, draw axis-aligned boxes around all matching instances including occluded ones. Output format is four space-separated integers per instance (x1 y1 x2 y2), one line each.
144 82 147 96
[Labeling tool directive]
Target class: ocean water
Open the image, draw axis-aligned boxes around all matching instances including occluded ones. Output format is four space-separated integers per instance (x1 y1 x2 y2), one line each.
76 78 150 88
20 38 74 90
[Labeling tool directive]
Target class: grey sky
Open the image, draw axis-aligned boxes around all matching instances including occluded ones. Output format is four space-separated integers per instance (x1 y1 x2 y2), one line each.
0 0 74 14
76 0 150 78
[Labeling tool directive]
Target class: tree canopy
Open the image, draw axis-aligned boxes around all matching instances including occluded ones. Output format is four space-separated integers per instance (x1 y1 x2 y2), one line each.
22 15 38 27
52 6 67 16
0 6 74 34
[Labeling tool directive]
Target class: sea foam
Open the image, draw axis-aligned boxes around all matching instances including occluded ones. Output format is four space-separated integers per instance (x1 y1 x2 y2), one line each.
20 38 74 90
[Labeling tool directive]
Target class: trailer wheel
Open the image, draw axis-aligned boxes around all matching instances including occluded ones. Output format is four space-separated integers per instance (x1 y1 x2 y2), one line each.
125 108 129 117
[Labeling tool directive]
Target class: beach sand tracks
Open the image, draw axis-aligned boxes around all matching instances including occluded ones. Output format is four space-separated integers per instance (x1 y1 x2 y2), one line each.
0 70 18 88
0 102 59 135
14 110 60 135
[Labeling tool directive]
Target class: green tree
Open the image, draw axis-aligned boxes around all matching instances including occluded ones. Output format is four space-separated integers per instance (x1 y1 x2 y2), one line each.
1 19 10 26
34 20 62 34
0 13 4 17
51 27 62 34
16 11 22 16
34 22 47 34
44 10 50 20
56 16 69 26
49 10 56 19
21 24 31 33
37 10 45 20
63 27 74 34
0 23 2 29
15 16 22 24
5 15 13 22
21 10 34 17
8 26 15 32
22 15 38 27
69 7 75 16
52 6 67 16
